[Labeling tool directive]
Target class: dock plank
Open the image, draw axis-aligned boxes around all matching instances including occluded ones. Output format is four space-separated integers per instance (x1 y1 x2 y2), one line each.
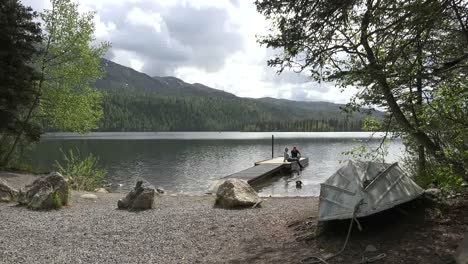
224 163 285 183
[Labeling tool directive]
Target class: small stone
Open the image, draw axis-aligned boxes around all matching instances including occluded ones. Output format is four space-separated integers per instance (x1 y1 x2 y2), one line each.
365 244 378 252
424 188 442 203
94 188 109 193
81 194 98 200
156 188 165 194
425 188 442 197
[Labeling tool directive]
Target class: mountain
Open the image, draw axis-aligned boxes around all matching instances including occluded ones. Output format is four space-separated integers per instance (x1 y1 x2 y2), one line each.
91 59 376 132
94 59 235 97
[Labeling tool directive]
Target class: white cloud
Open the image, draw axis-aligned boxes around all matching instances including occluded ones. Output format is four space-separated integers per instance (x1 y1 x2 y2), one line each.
20 0 354 104
126 7 163 32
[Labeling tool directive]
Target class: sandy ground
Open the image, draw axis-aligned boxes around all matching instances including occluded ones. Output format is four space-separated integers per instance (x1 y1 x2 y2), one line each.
0 171 41 190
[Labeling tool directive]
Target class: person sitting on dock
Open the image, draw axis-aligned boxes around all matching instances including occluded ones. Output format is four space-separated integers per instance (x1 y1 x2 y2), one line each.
288 146 304 169
283 147 290 162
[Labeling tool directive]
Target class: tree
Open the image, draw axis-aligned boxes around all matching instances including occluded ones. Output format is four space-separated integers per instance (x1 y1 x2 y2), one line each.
4 0 110 164
0 0 42 165
256 0 468 182
38 0 110 132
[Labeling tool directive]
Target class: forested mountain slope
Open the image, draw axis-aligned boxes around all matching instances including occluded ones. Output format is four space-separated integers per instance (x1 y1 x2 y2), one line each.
91 59 378 132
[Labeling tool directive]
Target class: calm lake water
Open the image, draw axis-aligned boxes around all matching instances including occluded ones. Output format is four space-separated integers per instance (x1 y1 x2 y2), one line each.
27 132 405 197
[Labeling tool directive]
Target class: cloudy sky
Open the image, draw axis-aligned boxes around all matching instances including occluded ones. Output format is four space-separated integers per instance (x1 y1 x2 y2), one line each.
21 0 355 103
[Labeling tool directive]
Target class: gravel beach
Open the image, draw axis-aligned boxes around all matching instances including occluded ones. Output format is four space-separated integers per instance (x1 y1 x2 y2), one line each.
2 172 467 264
0 191 317 264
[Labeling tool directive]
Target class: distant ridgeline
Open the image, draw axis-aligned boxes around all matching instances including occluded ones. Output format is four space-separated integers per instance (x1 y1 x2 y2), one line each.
89 59 378 132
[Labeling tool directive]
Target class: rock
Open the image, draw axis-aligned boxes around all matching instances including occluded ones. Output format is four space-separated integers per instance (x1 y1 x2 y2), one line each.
0 179 18 202
117 181 155 211
215 179 261 208
207 180 224 195
365 244 378 253
425 188 442 197
156 187 165 194
455 233 468 264
17 172 69 210
424 188 442 202
94 188 109 193
81 194 98 200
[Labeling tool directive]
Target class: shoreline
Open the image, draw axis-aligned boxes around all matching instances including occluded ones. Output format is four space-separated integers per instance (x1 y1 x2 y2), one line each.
1 170 319 198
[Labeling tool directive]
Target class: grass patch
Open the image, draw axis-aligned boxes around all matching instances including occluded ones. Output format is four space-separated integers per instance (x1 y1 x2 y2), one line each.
54 148 107 191
47 191 63 209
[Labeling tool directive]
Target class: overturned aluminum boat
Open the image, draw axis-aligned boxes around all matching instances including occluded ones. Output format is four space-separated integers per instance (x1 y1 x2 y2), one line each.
318 160 424 221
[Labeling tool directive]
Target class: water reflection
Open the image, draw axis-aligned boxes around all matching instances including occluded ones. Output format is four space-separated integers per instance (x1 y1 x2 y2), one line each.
26 132 405 196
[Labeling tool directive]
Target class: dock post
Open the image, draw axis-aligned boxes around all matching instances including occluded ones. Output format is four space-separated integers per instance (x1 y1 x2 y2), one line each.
271 135 274 158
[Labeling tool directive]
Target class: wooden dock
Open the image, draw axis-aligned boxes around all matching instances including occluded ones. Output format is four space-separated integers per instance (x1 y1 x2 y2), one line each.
223 157 309 184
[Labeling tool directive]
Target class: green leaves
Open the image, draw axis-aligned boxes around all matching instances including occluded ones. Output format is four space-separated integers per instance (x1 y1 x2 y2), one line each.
0 0 43 165
54 148 107 191
38 0 110 133
256 0 468 184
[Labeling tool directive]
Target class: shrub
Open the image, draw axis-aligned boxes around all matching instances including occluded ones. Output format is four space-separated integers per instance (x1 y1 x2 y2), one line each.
47 191 63 209
54 148 107 191
404 154 464 194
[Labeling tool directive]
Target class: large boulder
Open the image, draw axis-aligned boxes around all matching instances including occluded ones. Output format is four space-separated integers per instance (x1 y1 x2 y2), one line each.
0 179 18 202
17 172 69 210
215 179 262 208
118 181 155 211
455 233 468 264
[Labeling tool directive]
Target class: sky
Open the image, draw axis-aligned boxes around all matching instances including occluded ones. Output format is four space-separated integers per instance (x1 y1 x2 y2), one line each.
20 0 355 103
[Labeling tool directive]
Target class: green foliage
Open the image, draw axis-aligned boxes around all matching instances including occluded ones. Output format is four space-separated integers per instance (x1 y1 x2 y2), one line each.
1 162 42 174
256 0 468 185
47 191 63 209
96 91 370 132
407 154 464 193
38 0 110 132
0 0 42 165
342 138 390 163
362 117 384 132
54 148 107 191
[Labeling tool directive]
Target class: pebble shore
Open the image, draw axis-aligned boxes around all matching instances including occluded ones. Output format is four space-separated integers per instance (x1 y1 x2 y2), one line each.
0 191 317 263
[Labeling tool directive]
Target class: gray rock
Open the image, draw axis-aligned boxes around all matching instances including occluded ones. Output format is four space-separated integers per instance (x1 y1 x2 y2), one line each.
215 179 261 208
424 188 442 202
17 172 69 210
425 188 442 196
365 244 378 252
81 194 98 200
455 233 468 264
118 181 155 211
0 179 18 202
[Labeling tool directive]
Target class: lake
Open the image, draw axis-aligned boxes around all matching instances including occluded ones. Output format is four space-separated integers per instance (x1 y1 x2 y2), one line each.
26 132 405 197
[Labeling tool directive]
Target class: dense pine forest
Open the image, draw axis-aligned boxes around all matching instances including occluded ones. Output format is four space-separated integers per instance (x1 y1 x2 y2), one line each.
98 92 365 132
93 59 374 132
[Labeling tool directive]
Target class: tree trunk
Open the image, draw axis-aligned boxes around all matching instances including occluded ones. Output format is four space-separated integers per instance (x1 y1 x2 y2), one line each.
416 40 426 177
418 145 426 176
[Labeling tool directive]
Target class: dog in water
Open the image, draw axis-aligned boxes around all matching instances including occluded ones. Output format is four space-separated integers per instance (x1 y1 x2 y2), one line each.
295 180 303 189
